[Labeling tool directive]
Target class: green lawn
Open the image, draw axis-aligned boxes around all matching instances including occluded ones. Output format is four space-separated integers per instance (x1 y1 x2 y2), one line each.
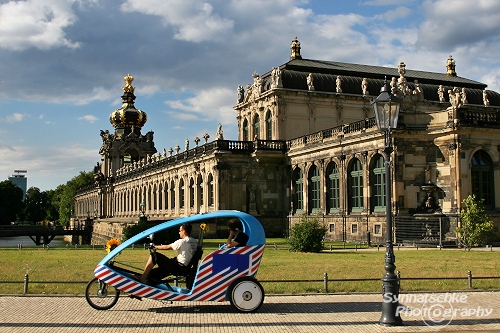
0 240 498 295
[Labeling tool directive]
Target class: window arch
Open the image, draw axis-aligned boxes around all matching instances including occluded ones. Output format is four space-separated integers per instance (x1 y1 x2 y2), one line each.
253 114 260 139
243 119 249 141
348 158 363 213
179 179 185 208
471 150 494 208
197 174 203 208
326 162 340 213
170 180 175 209
265 111 272 140
308 165 321 214
207 174 214 206
293 168 304 214
152 184 157 210
158 183 163 210
189 178 195 208
370 154 386 212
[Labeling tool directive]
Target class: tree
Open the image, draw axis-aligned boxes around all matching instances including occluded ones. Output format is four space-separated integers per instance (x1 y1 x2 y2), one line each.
0 180 24 225
23 187 49 224
457 195 496 250
44 189 60 222
58 171 93 226
288 216 327 252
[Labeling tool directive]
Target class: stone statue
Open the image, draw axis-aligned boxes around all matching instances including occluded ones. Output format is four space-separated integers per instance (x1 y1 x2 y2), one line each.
361 78 369 95
461 88 468 105
453 87 462 108
397 61 410 95
483 90 490 106
448 89 456 107
185 138 189 151
252 72 262 94
307 73 314 91
438 85 446 102
390 77 399 96
413 80 423 100
216 123 224 140
271 67 282 88
336 76 342 93
237 85 244 103
398 61 406 77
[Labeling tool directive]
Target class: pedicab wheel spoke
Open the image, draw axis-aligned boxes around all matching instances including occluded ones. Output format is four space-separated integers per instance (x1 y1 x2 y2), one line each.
229 277 264 313
85 277 120 310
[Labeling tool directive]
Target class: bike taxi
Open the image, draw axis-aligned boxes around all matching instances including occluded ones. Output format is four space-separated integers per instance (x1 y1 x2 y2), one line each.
85 211 266 312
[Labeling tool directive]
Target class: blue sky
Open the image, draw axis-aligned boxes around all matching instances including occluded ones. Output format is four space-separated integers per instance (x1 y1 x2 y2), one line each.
1 0 500 191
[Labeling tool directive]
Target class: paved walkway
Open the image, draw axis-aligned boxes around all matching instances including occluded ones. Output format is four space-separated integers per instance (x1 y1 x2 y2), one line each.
0 291 499 332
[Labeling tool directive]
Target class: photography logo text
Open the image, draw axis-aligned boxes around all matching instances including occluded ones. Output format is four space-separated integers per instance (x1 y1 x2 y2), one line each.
384 293 493 327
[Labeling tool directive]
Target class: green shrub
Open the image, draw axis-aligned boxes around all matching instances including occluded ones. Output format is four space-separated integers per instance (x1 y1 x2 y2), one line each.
457 195 496 250
288 217 327 252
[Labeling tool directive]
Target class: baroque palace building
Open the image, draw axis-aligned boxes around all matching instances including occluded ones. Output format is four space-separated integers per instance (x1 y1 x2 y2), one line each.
75 37 500 245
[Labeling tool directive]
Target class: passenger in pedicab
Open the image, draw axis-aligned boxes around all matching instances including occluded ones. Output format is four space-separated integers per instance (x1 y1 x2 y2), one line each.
225 219 249 248
135 223 197 284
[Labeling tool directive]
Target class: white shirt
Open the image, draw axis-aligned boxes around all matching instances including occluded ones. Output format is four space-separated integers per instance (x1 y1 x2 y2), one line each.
170 237 197 265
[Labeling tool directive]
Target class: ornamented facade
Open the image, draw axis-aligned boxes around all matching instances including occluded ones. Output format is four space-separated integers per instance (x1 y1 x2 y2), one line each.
75 38 500 245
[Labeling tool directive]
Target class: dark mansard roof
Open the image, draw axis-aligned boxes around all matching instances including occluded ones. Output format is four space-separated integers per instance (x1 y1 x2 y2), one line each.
258 58 500 106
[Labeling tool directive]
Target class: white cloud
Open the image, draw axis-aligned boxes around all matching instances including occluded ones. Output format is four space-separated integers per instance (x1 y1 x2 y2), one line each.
121 0 234 42
164 87 235 124
0 113 25 123
376 6 412 22
0 0 83 51
78 115 98 123
362 0 413 5
417 0 500 50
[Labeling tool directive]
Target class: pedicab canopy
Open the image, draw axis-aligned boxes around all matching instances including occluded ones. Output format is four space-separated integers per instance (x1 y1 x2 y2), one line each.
99 210 266 265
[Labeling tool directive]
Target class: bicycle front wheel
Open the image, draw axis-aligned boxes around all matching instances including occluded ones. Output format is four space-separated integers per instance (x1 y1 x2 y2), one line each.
85 277 120 310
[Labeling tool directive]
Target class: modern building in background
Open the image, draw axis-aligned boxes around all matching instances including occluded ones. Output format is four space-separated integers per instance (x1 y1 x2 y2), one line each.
75 38 500 245
9 170 27 201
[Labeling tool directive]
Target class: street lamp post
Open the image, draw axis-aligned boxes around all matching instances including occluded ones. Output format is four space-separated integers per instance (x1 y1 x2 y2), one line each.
371 79 403 326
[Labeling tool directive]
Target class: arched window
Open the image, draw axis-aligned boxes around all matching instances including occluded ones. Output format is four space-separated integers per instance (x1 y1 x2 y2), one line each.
243 119 249 141
197 175 203 207
349 158 363 213
253 114 260 139
371 155 386 212
327 162 340 213
163 182 168 210
152 184 157 210
158 183 163 210
207 174 214 206
189 178 195 208
293 168 304 214
266 111 272 140
308 165 321 214
170 180 175 209
471 150 494 208
179 179 185 208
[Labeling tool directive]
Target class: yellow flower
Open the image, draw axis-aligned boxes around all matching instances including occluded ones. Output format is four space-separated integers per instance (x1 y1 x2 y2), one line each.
200 223 210 234
106 238 121 253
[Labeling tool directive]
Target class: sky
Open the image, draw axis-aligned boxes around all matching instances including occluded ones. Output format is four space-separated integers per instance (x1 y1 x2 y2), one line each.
1 0 500 191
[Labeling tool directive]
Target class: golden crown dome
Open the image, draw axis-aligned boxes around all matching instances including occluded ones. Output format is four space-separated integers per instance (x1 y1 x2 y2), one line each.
109 74 147 130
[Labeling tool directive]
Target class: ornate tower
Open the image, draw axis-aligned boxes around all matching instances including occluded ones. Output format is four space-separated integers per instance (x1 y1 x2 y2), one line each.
96 74 157 209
